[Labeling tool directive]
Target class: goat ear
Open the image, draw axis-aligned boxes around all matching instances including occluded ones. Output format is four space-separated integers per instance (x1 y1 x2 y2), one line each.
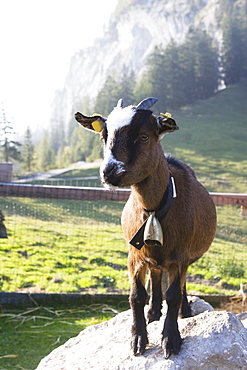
75 112 106 133
156 113 179 136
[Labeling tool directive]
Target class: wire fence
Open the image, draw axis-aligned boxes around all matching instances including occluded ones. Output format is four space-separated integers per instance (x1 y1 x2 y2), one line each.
0 180 247 297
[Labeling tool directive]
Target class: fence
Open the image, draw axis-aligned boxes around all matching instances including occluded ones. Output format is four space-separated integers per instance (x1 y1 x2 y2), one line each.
0 182 247 297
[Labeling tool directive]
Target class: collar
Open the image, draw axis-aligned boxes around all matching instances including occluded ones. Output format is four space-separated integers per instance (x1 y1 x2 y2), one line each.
129 176 176 250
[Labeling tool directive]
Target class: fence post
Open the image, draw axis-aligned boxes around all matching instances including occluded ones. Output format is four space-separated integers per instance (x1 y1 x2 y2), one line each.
241 206 247 218
0 162 12 182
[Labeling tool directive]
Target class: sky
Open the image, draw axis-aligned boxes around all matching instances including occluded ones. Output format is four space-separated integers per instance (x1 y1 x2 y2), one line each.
0 0 118 136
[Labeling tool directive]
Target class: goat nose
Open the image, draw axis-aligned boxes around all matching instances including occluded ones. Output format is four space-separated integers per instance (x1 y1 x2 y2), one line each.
104 163 117 178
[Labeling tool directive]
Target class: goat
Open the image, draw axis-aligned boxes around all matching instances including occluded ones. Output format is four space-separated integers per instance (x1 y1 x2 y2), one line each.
75 97 217 358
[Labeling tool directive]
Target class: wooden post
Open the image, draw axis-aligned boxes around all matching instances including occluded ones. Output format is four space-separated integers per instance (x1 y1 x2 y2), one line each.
0 162 12 182
241 205 247 218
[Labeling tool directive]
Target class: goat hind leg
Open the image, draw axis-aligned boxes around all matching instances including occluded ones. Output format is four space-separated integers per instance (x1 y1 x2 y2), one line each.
181 283 192 318
147 267 163 323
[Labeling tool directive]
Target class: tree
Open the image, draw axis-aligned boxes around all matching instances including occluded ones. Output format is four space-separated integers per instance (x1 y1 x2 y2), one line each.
69 125 95 162
162 40 189 109
118 65 136 105
184 28 218 100
221 2 247 86
146 46 167 112
134 71 153 104
94 74 120 116
21 126 34 172
50 119 65 156
0 106 21 162
177 38 197 104
35 131 55 170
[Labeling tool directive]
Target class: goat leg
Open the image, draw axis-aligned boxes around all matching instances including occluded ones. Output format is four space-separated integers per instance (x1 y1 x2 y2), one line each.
162 274 182 359
129 269 148 355
147 267 163 323
181 283 192 318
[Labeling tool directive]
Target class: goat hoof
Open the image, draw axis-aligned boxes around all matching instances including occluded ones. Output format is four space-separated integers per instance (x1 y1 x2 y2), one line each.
162 332 182 359
131 333 148 355
147 308 162 323
180 306 192 318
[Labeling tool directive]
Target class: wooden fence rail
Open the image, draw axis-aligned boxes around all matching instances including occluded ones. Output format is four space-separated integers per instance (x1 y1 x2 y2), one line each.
0 182 247 210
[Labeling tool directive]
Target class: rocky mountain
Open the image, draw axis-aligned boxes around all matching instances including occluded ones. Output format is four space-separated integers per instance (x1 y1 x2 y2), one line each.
50 0 223 129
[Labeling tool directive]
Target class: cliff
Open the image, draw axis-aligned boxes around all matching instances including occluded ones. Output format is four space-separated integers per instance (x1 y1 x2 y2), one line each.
50 0 222 129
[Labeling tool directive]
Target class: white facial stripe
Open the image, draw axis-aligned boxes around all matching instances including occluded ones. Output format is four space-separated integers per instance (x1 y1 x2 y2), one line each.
101 105 136 189
102 105 136 169
106 105 136 137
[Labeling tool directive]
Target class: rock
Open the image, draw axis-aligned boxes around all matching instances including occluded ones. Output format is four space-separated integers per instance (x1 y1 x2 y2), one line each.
237 312 247 321
242 319 247 329
36 297 247 370
187 295 214 316
237 312 247 329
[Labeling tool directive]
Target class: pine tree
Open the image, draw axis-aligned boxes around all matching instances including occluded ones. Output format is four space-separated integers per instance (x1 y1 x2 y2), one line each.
21 126 34 172
146 46 167 112
118 65 136 105
69 125 95 162
0 106 21 162
50 120 65 156
163 40 189 109
178 36 197 104
186 28 218 100
221 2 247 86
94 74 120 116
134 71 153 104
36 131 55 170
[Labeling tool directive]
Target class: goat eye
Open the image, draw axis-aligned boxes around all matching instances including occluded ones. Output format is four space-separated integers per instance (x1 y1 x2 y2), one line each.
139 134 149 142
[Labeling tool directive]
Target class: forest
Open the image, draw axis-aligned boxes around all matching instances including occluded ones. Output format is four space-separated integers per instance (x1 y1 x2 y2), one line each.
1 0 246 173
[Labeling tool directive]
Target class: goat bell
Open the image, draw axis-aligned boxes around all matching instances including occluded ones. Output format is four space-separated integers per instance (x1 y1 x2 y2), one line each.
144 212 163 247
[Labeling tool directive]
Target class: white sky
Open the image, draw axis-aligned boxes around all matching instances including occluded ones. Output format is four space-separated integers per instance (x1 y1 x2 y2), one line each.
0 0 118 135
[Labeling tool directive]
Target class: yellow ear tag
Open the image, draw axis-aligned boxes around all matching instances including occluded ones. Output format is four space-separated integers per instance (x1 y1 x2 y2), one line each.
160 112 172 118
92 120 103 132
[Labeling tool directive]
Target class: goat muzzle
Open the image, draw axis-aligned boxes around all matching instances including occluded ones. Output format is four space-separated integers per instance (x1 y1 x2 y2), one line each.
101 162 126 187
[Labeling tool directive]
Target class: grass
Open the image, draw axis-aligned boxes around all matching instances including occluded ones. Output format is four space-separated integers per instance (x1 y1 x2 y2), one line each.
0 196 246 296
0 197 129 294
0 301 129 370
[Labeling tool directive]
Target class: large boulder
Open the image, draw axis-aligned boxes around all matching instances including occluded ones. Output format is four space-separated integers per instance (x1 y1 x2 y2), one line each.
36 297 247 370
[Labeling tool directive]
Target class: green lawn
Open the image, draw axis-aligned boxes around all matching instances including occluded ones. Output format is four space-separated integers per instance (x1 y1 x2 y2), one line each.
1 196 246 296
0 199 246 370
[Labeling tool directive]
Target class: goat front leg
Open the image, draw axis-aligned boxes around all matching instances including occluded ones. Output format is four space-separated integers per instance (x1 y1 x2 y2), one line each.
147 267 163 323
129 262 148 355
162 265 186 358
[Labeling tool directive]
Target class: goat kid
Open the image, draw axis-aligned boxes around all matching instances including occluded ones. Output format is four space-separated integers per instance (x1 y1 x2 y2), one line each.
75 98 217 358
